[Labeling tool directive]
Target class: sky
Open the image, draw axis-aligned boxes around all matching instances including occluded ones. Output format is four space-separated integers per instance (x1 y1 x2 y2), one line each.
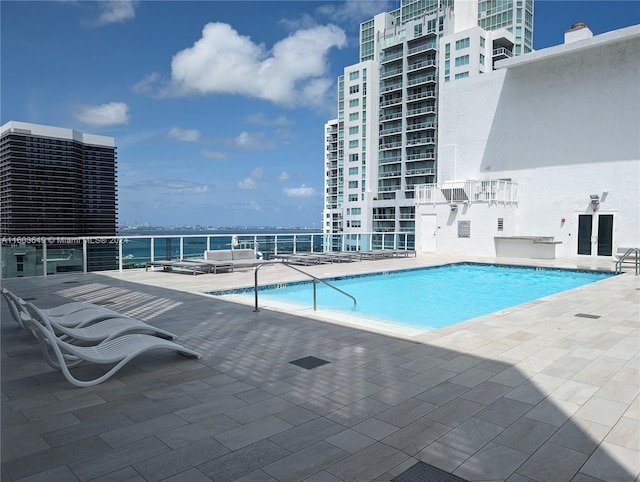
2 1 639 228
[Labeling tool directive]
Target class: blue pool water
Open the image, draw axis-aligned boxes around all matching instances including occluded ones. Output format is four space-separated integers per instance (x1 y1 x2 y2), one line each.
240 264 614 330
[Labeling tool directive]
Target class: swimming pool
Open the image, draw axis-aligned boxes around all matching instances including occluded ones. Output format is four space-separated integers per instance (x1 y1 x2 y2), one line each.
211 263 614 331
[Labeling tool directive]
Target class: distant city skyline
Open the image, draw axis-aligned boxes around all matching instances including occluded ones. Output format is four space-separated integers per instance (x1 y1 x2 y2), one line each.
2 1 638 228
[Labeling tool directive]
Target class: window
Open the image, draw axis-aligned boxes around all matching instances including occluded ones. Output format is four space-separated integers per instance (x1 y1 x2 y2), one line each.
348 181 358 189
455 37 470 50
351 208 361 215
348 126 359 135
348 140 359 148
444 43 450 59
445 75 450 82
455 71 469 79
349 85 360 94
480 37 485 48
455 55 469 67
349 71 359 80
349 112 359 121
414 24 422 37
444 60 450 75
348 153 359 162
479 53 485 65
351 220 362 228
348 194 358 202
348 167 359 175
349 99 359 108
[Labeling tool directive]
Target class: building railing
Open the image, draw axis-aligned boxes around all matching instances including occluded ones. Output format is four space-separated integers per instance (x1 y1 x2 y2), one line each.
1 231 416 279
414 179 519 205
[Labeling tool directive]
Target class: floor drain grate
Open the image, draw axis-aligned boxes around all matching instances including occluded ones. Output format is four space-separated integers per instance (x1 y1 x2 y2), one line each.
575 313 601 319
393 462 467 482
289 356 330 370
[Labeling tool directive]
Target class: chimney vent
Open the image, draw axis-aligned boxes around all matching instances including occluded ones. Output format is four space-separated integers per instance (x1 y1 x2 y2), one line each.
565 21 593 44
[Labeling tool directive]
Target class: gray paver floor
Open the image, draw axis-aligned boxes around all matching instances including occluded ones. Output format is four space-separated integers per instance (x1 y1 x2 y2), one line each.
2 254 638 481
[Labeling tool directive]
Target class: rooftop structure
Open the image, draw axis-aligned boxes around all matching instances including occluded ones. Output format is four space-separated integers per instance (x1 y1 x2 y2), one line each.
415 24 640 259
1 254 638 480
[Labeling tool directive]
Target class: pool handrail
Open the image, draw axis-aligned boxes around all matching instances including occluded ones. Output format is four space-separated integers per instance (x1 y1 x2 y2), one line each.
253 262 357 312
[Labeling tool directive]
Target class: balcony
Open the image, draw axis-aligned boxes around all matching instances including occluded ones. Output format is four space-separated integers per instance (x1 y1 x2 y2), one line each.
379 155 402 165
406 137 435 146
380 66 403 79
406 106 437 117
406 151 435 161
379 111 403 121
380 96 403 107
406 122 436 132
406 168 435 176
379 170 401 179
380 82 403 93
406 91 436 102
406 59 437 72
407 42 437 56
379 141 402 150
414 179 519 205
380 50 403 63
493 47 513 60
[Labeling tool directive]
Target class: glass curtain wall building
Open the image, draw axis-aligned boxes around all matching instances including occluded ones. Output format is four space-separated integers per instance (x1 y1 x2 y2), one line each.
323 0 533 241
0 121 118 274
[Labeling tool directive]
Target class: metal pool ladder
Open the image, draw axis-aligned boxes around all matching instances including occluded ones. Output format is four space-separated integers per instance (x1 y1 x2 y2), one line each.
615 247 640 275
254 262 357 312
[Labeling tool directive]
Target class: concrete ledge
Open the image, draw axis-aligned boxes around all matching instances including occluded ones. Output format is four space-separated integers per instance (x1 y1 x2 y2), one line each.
494 236 562 259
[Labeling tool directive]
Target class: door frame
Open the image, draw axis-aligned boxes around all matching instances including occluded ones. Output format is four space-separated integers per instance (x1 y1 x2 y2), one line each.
575 211 617 257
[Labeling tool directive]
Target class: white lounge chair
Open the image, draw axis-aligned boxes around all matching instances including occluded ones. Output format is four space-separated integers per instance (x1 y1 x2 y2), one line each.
20 303 177 343
2 288 121 317
23 314 203 388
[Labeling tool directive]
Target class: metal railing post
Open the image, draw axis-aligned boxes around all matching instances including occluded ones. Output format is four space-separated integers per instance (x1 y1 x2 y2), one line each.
119 238 123 272
42 240 47 278
313 279 317 310
82 239 87 273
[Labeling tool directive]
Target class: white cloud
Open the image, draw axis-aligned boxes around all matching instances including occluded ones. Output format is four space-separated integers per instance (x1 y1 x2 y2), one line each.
283 185 316 197
233 131 276 150
74 102 129 127
127 178 211 194
249 167 264 179
237 166 265 189
168 127 200 142
237 177 257 190
201 149 227 160
132 72 161 96
167 22 346 107
317 1 392 26
278 171 290 182
245 112 292 126
94 0 137 26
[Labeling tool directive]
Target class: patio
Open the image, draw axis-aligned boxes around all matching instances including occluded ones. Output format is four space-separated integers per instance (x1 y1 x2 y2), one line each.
1 254 638 481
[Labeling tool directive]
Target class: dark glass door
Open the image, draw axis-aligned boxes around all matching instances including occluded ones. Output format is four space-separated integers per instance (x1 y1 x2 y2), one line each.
577 214 592 255
597 214 614 256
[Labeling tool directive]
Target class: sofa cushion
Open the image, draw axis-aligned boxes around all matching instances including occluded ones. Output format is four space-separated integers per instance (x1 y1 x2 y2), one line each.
204 250 233 261
233 249 256 260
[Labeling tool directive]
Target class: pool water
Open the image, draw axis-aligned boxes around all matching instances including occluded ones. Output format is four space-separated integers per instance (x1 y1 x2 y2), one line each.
249 264 613 330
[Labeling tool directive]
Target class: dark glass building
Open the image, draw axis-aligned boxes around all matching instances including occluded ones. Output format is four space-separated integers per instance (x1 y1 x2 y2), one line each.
1 121 118 273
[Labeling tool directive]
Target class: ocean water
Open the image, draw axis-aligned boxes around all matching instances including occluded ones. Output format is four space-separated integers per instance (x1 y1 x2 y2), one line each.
249 263 614 330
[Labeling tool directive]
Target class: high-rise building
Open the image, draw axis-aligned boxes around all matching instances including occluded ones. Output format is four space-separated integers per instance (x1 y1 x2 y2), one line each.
0 121 117 274
323 0 533 244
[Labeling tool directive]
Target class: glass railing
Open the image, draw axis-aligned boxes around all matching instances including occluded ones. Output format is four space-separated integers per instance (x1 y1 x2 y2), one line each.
1 231 416 279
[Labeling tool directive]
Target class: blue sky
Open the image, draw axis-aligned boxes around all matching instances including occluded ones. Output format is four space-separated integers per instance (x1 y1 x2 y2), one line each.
2 1 638 228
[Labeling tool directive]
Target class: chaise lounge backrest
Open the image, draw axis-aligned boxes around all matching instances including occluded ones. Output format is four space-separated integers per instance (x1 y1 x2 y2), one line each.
204 249 257 262
204 250 233 262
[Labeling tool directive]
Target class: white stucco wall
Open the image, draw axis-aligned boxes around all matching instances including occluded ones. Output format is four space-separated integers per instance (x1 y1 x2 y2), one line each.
419 26 640 258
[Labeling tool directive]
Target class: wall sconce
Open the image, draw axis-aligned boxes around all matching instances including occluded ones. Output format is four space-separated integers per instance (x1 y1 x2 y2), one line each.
590 194 600 210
